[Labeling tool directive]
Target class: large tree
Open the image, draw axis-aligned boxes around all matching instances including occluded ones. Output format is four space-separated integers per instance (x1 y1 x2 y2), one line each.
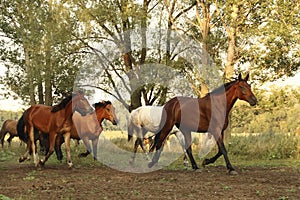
0 0 83 105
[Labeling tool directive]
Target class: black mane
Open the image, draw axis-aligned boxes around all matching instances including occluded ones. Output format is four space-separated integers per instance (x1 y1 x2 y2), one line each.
206 79 240 96
93 101 112 108
51 94 73 113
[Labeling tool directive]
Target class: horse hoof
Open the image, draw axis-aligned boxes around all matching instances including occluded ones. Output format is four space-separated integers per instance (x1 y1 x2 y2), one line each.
129 160 134 166
68 161 73 169
194 168 202 173
39 160 45 167
19 157 25 163
229 170 238 175
202 159 209 167
148 161 156 168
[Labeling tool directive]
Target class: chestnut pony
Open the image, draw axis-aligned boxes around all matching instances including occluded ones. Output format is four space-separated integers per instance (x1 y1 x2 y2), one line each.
53 101 118 161
18 91 94 168
149 74 257 174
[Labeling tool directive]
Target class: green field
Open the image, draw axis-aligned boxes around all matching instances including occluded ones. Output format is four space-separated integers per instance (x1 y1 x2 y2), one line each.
1 130 300 170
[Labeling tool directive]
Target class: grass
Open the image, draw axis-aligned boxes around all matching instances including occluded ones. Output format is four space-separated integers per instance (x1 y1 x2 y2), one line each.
1 131 300 171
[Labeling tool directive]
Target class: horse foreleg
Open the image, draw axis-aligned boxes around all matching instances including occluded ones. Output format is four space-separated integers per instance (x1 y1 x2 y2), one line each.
183 131 199 170
174 130 189 168
19 140 31 162
79 136 91 158
92 137 98 160
54 135 64 161
202 148 222 167
202 131 237 175
63 132 72 168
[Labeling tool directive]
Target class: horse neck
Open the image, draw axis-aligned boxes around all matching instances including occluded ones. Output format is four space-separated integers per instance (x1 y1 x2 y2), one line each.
64 101 74 119
224 86 238 115
95 107 105 124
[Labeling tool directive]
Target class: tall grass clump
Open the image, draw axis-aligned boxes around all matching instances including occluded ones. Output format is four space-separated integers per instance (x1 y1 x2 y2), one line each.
228 132 300 160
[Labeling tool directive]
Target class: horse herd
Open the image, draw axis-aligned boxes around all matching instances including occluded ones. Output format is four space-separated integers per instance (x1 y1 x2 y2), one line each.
0 73 257 175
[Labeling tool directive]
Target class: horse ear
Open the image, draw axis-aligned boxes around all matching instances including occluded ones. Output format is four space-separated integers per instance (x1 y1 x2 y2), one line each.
244 73 249 81
238 73 242 80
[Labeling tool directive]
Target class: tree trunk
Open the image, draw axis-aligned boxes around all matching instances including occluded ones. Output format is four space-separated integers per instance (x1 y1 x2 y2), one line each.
224 4 238 81
44 47 52 106
24 47 36 106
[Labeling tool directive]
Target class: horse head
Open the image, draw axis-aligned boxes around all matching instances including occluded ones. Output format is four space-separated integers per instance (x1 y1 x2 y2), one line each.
235 73 258 106
95 101 118 125
72 91 94 116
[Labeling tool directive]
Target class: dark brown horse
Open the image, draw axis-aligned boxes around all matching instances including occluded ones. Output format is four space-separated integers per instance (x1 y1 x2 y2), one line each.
53 101 118 161
149 74 257 174
0 120 18 147
18 91 94 168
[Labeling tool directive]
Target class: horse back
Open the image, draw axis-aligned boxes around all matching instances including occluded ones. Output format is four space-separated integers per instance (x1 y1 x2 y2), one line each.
163 96 211 132
26 104 68 133
131 106 162 132
2 119 18 136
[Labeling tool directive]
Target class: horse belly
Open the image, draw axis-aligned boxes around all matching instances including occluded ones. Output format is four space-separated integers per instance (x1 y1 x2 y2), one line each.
177 107 209 132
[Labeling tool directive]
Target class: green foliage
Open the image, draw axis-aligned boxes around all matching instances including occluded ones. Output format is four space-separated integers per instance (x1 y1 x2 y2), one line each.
228 133 300 160
231 86 300 134
0 194 11 200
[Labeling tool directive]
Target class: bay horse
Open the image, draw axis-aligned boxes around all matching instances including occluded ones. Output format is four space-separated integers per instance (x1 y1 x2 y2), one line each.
17 91 94 168
53 101 118 161
128 106 188 166
0 120 18 147
149 74 257 174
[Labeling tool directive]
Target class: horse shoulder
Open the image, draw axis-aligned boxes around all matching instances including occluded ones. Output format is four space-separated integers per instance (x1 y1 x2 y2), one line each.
72 112 100 139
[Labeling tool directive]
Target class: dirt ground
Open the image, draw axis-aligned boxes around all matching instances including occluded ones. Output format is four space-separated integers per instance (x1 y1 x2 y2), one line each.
0 163 299 200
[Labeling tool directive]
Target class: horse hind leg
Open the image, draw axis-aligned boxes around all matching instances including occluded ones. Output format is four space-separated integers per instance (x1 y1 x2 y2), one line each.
30 127 39 167
129 138 140 165
39 132 57 168
7 135 14 147
148 126 174 168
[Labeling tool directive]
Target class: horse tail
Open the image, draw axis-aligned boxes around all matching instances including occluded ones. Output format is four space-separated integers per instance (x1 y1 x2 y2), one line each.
17 112 28 142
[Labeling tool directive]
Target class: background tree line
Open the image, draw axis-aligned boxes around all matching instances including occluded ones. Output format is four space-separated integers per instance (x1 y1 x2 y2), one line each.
0 0 299 113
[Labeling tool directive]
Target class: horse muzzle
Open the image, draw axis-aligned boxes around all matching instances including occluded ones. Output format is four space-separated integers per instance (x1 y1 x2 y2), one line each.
249 96 258 106
112 119 118 125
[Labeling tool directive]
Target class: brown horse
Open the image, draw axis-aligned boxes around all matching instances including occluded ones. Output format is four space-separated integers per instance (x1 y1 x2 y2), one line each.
53 101 118 161
0 120 18 147
149 73 257 174
18 91 94 168
0 119 48 153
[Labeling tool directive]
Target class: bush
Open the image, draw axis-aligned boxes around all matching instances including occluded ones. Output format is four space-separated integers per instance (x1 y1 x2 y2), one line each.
228 132 300 160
